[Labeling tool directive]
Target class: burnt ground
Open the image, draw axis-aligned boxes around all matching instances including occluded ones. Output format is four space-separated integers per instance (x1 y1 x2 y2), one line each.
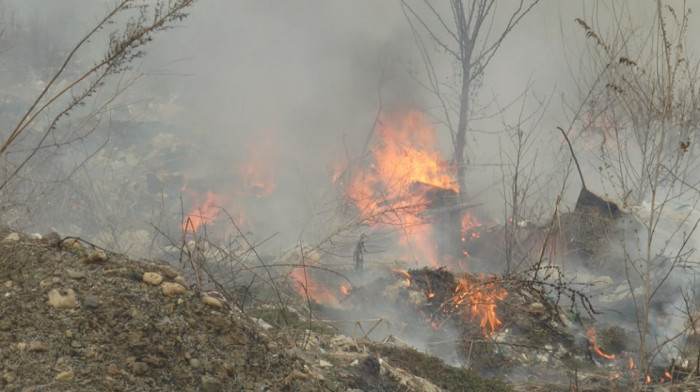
0 227 512 392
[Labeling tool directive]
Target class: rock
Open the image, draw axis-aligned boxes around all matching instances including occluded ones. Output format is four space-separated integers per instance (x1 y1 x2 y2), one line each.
201 374 222 392
3 371 16 384
156 264 179 279
318 359 332 368
48 289 77 309
107 364 119 375
162 282 186 297
189 358 201 368
201 295 223 309
28 340 47 352
54 369 74 381
67 270 86 279
142 272 163 285
84 295 100 308
17 342 26 351
2 232 20 242
87 250 107 262
4 280 13 288
62 238 82 250
255 318 273 331
42 231 61 246
173 275 188 287
130 361 148 375
530 302 545 311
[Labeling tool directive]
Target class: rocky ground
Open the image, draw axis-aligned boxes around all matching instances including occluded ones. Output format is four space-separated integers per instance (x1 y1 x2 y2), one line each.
1 226 698 392
0 227 513 392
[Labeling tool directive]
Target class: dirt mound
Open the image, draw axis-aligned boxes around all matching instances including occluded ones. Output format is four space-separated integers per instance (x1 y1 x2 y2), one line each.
0 227 507 391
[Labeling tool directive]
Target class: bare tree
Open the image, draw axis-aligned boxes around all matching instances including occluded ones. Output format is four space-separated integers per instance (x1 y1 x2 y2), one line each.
0 0 195 216
400 0 540 202
572 1 700 384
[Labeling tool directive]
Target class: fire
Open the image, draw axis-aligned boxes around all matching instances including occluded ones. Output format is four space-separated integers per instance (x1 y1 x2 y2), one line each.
182 190 226 232
391 267 411 286
346 110 458 265
340 284 350 295
289 267 340 307
452 275 507 335
664 371 671 380
629 357 634 370
586 327 615 359
236 127 277 198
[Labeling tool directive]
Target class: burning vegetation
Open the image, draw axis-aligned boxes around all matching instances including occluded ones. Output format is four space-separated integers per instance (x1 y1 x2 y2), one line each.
174 108 699 390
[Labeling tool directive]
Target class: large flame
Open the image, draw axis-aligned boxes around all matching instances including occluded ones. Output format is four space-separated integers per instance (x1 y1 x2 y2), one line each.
346 110 458 265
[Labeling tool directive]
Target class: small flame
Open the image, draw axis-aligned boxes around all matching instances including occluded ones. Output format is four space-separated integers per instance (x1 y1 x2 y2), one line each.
340 284 350 295
664 371 671 380
587 327 615 359
289 268 339 307
391 268 411 286
629 357 634 370
236 128 278 198
453 275 507 336
183 190 226 232
646 375 651 383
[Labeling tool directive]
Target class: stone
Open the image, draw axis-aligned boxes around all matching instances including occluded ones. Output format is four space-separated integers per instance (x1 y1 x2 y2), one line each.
201 375 222 392
162 282 186 297
84 295 100 308
48 289 77 309
530 302 545 311
142 272 163 286
318 359 332 368
2 232 20 242
107 364 119 375
55 369 74 381
189 358 201 368
17 342 26 351
130 361 148 375
87 250 107 262
173 275 188 287
156 264 179 279
28 340 47 352
202 295 222 309
67 270 86 279
62 238 82 250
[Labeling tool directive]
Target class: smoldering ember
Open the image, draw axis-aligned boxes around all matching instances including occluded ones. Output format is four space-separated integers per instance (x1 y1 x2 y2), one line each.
0 1 699 391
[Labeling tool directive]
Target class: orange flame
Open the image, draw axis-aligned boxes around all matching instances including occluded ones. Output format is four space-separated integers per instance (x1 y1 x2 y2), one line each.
646 374 651 383
664 371 671 380
587 327 615 359
236 128 277 198
289 267 339 307
629 357 634 370
183 190 226 232
453 275 507 336
346 110 458 265
391 267 411 286
340 285 350 295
